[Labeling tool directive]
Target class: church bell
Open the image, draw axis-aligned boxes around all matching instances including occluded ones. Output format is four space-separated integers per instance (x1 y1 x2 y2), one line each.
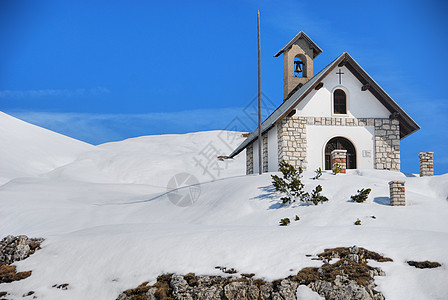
294 60 303 74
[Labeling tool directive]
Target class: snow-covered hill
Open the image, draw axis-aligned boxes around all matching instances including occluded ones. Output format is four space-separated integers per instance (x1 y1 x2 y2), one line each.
47 130 246 185
0 113 447 300
0 112 96 185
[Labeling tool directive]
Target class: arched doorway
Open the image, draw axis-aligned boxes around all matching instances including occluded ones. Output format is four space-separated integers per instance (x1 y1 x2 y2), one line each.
324 137 357 170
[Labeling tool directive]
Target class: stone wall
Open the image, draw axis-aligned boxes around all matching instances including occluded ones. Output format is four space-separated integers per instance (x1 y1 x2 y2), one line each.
389 181 406 206
245 136 268 175
246 143 253 175
374 119 400 171
306 117 375 127
262 133 268 173
419 152 434 177
277 116 308 170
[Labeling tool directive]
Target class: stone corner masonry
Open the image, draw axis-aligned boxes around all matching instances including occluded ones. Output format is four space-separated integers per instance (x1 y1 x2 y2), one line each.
277 116 308 170
374 119 400 171
246 143 253 175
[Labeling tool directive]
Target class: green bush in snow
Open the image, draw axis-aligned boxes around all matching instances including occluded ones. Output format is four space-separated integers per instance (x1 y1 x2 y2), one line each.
313 168 322 180
279 218 291 226
351 188 372 203
271 161 328 205
309 185 329 205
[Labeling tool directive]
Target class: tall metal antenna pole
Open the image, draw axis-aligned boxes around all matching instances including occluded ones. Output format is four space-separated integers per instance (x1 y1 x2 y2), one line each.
257 10 262 175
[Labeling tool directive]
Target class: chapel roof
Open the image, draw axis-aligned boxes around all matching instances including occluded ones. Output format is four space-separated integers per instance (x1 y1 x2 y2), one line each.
273 31 323 59
228 52 420 158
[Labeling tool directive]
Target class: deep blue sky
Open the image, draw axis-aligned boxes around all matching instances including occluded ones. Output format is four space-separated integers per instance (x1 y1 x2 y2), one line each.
1 0 447 174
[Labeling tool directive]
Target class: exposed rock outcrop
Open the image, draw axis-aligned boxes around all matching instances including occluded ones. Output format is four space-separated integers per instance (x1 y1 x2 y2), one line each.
116 246 391 300
0 235 44 298
407 260 441 269
0 235 44 265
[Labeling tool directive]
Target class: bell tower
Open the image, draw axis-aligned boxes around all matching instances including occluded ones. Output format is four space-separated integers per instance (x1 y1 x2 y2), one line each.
274 31 322 100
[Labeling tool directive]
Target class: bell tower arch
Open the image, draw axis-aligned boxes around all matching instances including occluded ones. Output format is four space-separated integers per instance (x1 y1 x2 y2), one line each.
274 31 322 100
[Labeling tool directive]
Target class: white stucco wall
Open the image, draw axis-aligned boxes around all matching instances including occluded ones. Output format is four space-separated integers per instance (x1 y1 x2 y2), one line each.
294 66 390 119
253 65 392 172
267 125 278 172
306 125 375 170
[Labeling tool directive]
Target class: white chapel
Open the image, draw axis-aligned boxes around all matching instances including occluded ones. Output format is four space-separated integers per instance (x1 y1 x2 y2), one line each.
229 31 420 174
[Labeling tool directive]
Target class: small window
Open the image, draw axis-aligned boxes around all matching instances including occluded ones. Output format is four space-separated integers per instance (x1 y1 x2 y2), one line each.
333 89 347 114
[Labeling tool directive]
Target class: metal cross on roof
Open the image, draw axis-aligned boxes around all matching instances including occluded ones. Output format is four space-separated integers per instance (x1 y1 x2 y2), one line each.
336 69 344 84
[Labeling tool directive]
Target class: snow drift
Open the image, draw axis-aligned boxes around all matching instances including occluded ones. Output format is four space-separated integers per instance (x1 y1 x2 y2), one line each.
0 112 447 300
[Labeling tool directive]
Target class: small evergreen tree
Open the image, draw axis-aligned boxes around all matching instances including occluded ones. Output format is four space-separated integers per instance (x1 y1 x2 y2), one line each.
271 161 308 204
309 185 329 205
271 161 328 205
313 168 322 180
351 188 372 203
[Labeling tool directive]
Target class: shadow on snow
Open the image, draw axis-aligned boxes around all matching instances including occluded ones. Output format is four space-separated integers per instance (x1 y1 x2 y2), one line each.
252 184 314 210
373 197 390 206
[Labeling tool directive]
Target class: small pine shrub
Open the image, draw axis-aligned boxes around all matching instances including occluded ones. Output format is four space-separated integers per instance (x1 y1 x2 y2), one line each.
354 219 361 225
309 185 329 205
351 188 372 203
279 218 291 226
271 161 307 204
313 168 322 180
294 215 300 221
271 161 329 205
332 163 342 174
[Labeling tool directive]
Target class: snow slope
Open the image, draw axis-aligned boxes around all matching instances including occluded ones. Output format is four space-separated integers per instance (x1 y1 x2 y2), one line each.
0 112 96 185
47 130 246 185
0 117 447 300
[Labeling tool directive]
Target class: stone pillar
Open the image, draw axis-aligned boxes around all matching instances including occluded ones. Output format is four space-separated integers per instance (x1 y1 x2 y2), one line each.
331 149 347 174
277 116 308 170
262 133 268 173
246 143 253 175
419 152 434 177
389 181 406 206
